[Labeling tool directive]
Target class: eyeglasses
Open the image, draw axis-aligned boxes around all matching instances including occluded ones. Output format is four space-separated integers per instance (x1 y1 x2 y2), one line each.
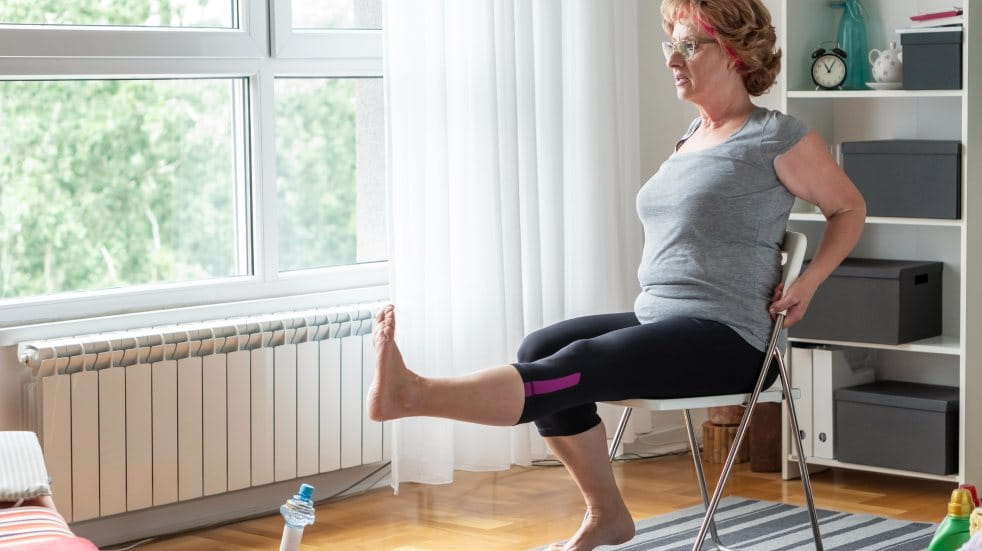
661 38 718 61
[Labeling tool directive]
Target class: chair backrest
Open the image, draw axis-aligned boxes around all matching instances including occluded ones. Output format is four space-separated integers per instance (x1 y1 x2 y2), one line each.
777 231 807 315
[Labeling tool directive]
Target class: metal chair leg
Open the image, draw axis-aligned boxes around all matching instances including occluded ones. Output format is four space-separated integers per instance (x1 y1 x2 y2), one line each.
683 409 733 550
691 314 786 551
608 407 633 462
774 349 824 550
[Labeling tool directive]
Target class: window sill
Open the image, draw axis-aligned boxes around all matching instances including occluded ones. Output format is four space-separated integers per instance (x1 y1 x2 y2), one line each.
0 262 389 346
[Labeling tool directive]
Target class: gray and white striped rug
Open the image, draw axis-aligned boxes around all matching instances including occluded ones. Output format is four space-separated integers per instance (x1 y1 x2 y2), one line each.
609 497 936 550
530 497 938 550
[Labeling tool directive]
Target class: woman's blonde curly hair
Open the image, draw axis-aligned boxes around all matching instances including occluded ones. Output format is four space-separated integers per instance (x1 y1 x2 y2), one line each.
660 0 781 96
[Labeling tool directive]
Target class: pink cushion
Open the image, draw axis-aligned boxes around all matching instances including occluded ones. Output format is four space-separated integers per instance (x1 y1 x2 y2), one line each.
0 506 97 551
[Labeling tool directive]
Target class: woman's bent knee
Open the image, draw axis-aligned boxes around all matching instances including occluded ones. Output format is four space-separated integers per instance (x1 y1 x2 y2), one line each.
533 404 602 437
516 329 552 363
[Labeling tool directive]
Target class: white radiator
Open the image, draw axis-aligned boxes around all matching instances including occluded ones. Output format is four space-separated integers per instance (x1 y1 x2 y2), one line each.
19 303 389 523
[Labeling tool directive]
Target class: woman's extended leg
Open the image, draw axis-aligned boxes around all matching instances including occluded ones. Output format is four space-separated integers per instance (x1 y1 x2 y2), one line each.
366 305 642 425
543 425 635 551
367 304 527 425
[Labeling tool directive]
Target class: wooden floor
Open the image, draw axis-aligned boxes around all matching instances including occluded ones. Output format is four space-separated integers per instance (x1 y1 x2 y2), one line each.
139 453 955 550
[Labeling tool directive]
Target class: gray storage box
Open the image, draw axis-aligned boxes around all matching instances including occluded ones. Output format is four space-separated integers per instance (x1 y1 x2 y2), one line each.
835 380 958 474
789 258 942 344
901 29 962 90
841 140 961 219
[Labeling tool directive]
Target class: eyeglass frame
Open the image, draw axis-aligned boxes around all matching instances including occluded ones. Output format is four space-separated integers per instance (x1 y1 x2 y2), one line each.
661 37 718 61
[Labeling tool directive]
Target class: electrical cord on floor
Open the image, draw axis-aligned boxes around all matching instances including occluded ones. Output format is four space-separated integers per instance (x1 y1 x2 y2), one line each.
317 461 392 504
102 537 157 551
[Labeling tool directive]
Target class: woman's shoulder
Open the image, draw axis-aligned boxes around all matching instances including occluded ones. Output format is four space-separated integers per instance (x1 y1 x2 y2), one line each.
753 106 809 155
757 107 807 134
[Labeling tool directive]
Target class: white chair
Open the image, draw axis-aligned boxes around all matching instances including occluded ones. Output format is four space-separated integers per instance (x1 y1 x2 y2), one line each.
601 231 823 551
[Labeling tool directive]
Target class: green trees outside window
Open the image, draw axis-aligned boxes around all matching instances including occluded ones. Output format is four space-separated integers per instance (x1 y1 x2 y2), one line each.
0 79 243 298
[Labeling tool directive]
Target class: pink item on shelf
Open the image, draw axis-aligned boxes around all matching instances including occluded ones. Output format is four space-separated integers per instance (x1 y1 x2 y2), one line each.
910 9 963 21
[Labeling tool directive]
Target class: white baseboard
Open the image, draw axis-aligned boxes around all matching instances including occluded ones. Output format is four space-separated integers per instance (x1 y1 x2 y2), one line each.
71 462 391 548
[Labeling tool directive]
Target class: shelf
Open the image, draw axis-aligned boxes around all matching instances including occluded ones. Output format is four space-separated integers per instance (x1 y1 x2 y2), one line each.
789 212 963 227
787 90 963 99
789 455 959 483
788 335 961 355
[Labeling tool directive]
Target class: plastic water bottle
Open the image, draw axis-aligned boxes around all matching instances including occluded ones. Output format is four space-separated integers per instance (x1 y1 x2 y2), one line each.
279 484 315 551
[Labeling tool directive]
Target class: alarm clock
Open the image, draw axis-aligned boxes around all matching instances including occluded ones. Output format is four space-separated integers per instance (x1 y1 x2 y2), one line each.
811 43 848 90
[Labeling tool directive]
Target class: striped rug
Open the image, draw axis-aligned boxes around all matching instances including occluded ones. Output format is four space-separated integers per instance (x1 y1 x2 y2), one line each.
606 497 937 551
531 496 938 551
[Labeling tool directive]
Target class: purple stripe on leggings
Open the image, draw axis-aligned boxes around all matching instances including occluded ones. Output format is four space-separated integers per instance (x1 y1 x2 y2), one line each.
524 373 582 397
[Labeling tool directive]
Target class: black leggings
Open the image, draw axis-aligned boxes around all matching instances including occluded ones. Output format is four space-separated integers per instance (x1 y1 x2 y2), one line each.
513 313 778 437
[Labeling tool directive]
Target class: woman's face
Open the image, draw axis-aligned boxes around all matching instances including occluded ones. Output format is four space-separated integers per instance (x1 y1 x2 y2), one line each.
665 20 731 102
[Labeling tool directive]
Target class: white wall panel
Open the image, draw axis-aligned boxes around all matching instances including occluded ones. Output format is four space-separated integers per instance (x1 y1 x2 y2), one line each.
226 349 252 491
340 334 363 469
99 366 127 516
319 338 341 473
202 353 228 496
274 343 297 481
42 374 72 522
251 347 274 485
71 369 100 521
178 356 203 500
152 359 178 506
296 340 319 476
125 362 153 511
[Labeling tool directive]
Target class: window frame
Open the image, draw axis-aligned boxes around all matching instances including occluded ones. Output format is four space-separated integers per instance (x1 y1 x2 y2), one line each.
0 0 268 57
0 1 387 330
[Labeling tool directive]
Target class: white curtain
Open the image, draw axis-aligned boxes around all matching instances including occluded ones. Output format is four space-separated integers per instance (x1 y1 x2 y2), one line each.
383 0 645 491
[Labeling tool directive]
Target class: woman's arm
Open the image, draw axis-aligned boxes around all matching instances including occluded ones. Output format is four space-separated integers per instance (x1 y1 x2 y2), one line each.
769 130 866 327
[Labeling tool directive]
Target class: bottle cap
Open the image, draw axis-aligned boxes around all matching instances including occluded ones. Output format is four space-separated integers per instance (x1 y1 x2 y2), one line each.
962 484 981 508
298 483 315 501
949 489 974 517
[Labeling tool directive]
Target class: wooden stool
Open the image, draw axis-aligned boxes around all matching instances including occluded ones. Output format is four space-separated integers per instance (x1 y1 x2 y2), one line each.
702 420 749 464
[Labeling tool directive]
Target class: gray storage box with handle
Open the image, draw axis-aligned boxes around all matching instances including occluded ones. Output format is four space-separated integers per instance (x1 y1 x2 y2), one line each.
841 140 961 219
835 380 958 475
788 258 942 344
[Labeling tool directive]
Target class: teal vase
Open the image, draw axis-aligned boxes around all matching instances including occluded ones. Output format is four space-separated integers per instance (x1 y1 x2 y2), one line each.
836 0 871 90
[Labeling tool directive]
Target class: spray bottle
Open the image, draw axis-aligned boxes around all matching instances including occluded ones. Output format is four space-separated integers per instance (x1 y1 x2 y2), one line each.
927 488 973 551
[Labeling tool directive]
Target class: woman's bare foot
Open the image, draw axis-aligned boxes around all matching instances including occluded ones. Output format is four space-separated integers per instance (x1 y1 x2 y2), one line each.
547 505 635 551
366 305 421 422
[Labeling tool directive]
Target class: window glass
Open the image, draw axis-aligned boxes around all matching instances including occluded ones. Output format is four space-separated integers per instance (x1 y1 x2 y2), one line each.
0 79 248 299
291 0 381 30
275 77 387 271
0 0 234 28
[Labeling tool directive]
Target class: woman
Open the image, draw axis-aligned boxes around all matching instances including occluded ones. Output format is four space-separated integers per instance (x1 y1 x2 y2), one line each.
367 0 866 549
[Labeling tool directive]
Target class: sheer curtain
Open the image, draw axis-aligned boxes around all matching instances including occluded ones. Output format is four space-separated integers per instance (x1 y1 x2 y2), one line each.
383 0 645 491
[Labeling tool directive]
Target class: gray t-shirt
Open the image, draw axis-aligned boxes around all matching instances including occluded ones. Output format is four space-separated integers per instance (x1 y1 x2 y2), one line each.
634 106 808 352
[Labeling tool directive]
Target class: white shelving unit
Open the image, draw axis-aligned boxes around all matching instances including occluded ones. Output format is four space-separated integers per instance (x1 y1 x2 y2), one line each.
778 0 980 485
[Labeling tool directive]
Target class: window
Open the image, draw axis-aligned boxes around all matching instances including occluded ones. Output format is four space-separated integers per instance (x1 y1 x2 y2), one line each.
0 0 386 326
0 79 249 299
275 77 386 271
0 1 236 28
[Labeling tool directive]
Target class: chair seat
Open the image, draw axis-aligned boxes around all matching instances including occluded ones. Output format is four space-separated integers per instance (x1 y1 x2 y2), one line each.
603 388 800 411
